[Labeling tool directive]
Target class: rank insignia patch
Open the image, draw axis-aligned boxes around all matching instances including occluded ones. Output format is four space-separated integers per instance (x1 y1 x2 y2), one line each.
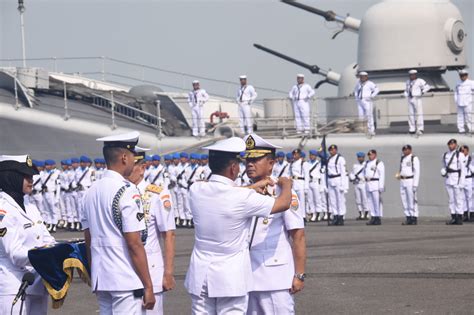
0 227 7 237
137 212 145 222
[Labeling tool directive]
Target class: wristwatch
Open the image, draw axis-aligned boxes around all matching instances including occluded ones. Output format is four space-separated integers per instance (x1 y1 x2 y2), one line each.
294 273 306 282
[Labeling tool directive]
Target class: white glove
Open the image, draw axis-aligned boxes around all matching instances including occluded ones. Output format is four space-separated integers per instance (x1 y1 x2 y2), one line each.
413 186 418 193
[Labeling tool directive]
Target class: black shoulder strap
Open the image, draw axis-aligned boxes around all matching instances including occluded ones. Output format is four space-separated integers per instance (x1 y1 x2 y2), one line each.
151 167 163 184
356 162 366 178
278 164 288 178
446 151 457 169
42 171 54 186
33 176 42 186
76 168 89 186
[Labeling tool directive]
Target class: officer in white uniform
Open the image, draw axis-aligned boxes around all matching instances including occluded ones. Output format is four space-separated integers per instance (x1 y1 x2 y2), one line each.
349 152 369 220
404 69 431 135
188 80 210 137
184 137 293 315
236 75 257 135
74 156 94 231
442 139 466 225
289 149 309 220
180 153 203 228
29 160 45 220
42 159 60 232
82 131 156 313
243 134 306 314
306 149 323 222
59 159 76 230
353 71 379 136
454 69 474 134
128 147 176 315
168 153 181 226
272 151 290 178
460 145 473 222
148 155 165 186
326 145 348 226
0 155 55 315
289 74 315 135
176 152 190 227
364 150 385 225
396 145 421 225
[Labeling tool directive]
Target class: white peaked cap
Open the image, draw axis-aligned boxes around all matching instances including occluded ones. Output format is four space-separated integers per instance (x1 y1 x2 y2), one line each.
459 69 468 75
135 146 150 153
202 137 246 153
239 75 247 79
0 155 29 163
408 69 418 74
192 80 200 84
243 134 282 158
358 71 368 76
96 131 140 143
297 74 305 78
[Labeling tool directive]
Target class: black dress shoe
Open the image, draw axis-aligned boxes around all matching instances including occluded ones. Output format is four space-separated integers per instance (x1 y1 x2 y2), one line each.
402 216 411 225
469 212 474 222
328 215 339 226
363 211 369 220
366 217 375 225
462 212 469 222
455 214 463 225
374 217 382 225
446 214 456 225
337 216 345 226
412 217 418 225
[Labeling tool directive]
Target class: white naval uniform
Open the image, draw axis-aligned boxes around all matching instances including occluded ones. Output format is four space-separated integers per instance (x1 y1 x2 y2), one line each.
185 175 275 315
176 163 190 221
73 167 93 223
307 159 323 215
364 159 385 217
41 168 60 225
81 170 148 314
326 154 348 216
137 181 176 315
350 162 369 213
168 164 181 220
29 173 45 220
289 158 309 217
180 163 203 221
95 167 106 181
248 184 304 315
454 79 474 133
236 85 257 134
461 154 473 214
272 160 290 178
289 83 315 134
59 169 77 224
443 150 466 215
148 165 166 187
0 193 55 315
404 78 431 132
200 164 212 181
354 80 379 134
399 154 421 218
188 88 210 137
236 163 250 187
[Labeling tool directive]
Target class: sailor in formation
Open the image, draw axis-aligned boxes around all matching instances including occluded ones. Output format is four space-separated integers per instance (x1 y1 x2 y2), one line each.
364 150 385 226
272 151 290 178
454 69 474 135
396 145 421 226
243 134 306 314
236 75 257 135
459 145 473 222
306 149 324 222
41 159 60 232
349 152 369 220
404 69 431 135
289 149 309 220
82 131 155 313
184 136 293 314
442 139 466 225
326 145 348 226
59 159 76 230
353 71 379 137
289 74 315 135
74 156 94 231
188 80 210 137
200 154 212 181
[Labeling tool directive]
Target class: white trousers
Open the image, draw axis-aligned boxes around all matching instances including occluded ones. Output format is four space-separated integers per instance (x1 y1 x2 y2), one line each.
30 193 46 220
446 185 464 214
145 292 163 315
0 294 48 315
367 189 383 217
247 290 294 315
59 192 68 221
76 190 87 222
179 189 193 220
191 106 205 137
457 104 472 133
462 184 473 213
354 184 369 212
357 100 374 133
307 182 322 214
408 98 424 132
400 182 418 217
171 188 181 219
190 288 248 315
293 100 310 133
69 192 79 223
43 191 58 224
328 185 346 215
238 103 253 134
96 290 145 315
63 192 77 223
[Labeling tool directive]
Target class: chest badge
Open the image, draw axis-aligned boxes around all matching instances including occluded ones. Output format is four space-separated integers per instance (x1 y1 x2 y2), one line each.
0 227 7 237
262 217 269 225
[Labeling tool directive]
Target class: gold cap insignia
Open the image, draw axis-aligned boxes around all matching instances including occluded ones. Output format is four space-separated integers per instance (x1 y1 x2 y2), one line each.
246 135 255 150
26 156 33 167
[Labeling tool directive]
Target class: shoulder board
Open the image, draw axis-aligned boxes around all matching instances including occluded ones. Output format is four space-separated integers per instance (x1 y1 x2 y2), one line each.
146 184 163 194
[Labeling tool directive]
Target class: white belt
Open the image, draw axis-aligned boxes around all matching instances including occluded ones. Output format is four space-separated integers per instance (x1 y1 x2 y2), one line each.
195 241 246 255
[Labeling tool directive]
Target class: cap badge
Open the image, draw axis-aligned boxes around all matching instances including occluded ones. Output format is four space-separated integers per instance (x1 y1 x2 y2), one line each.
246 135 255 150
26 156 33 167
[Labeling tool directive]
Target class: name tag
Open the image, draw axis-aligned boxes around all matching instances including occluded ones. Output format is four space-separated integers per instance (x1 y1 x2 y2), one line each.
24 223 33 229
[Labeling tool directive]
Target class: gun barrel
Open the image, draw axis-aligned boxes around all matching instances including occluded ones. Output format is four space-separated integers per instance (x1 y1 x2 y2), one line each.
253 44 320 74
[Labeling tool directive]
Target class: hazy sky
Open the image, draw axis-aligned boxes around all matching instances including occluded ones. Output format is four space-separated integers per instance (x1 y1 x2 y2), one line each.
0 0 473 99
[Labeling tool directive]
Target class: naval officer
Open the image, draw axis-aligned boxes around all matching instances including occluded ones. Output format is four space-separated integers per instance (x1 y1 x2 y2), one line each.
289 74 315 135
365 150 385 225
454 69 474 134
326 145 348 226
82 131 156 313
396 145 421 225
349 152 369 220
353 71 379 136
236 75 257 135
289 149 310 220
188 80 210 137
0 155 55 315
460 145 473 222
243 134 306 314
442 139 466 225
184 137 293 314
404 70 431 135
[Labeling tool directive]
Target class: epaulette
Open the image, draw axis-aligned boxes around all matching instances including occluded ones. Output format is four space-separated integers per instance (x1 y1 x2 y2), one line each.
146 184 163 194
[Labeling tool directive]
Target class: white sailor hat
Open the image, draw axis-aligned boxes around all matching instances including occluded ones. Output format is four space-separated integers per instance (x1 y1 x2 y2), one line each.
243 134 282 158
408 69 418 75
239 75 247 80
0 155 37 175
297 74 305 78
96 131 140 153
202 137 246 153
192 80 200 84
459 69 468 75
134 146 150 162
358 71 368 76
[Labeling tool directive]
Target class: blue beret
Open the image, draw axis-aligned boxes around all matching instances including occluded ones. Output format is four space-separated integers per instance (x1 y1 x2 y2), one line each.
180 152 189 158
36 160 45 167
356 151 365 158
94 158 101 163
71 158 80 163
145 155 152 162
301 151 306 158
45 159 56 166
239 152 246 158
80 155 89 163
62 159 69 165
65 159 72 166
200 154 209 160
190 153 200 160
286 152 293 159
276 151 285 158
152 154 161 161
309 149 318 155
172 153 180 159
164 154 172 161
